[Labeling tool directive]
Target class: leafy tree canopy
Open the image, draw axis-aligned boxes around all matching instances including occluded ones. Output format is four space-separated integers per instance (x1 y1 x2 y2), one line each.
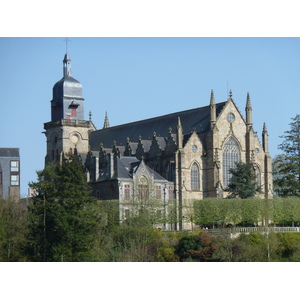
225 161 261 199
273 115 300 197
27 155 98 262
175 231 219 261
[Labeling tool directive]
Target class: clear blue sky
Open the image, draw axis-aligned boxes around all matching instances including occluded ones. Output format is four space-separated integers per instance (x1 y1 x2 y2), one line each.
0 37 299 197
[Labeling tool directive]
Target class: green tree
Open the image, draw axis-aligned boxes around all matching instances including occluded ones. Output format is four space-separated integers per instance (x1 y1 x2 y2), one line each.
278 232 300 261
175 231 219 261
0 199 28 261
225 162 261 199
240 198 259 226
272 197 300 226
273 115 300 197
193 198 221 227
27 156 98 262
101 212 164 262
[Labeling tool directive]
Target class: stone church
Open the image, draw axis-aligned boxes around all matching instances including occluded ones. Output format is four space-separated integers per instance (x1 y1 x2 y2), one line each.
44 53 273 230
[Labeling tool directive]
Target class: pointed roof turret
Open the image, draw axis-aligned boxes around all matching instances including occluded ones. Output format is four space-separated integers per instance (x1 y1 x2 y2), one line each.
103 111 110 129
51 53 84 121
63 53 72 78
53 53 82 98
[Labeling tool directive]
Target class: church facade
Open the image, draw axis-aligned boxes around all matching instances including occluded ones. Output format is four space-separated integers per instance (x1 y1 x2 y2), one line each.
44 53 273 230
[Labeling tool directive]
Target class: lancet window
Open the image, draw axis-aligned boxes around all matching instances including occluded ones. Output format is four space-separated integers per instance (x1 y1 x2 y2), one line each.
256 167 261 187
191 162 200 190
223 137 241 187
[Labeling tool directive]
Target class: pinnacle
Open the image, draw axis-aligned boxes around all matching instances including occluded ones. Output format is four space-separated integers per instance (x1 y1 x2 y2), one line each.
177 116 182 128
103 111 110 129
246 92 252 108
210 89 215 105
263 122 267 132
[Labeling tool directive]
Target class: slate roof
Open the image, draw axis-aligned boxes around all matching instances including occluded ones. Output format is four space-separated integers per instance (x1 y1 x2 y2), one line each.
89 102 226 150
115 157 168 182
52 75 83 100
141 163 169 182
52 54 83 100
0 148 20 157
116 156 139 179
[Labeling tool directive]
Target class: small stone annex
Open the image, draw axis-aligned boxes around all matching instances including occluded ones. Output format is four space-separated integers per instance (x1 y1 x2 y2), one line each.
43 53 273 230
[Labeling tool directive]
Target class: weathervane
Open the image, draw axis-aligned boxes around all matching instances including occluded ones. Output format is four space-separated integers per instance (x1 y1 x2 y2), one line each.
63 37 71 53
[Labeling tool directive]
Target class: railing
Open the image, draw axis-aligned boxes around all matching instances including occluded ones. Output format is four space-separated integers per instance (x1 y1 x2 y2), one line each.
203 227 300 235
44 119 91 128
60 119 91 126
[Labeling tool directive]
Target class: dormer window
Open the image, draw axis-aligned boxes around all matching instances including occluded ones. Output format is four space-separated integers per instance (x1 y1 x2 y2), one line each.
69 100 79 107
69 101 79 118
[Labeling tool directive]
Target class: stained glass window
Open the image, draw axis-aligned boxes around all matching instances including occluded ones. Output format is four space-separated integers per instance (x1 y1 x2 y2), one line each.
191 163 200 190
223 137 240 187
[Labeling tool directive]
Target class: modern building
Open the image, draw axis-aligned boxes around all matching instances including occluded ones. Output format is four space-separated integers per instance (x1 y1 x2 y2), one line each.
0 148 20 200
44 53 273 230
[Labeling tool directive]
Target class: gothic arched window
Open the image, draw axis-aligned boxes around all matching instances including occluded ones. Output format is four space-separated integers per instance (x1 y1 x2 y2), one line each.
255 167 261 188
167 163 175 182
191 163 200 190
223 137 241 187
138 176 149 200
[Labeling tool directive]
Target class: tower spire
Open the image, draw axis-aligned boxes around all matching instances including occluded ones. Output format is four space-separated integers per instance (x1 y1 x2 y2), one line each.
103 111 110 129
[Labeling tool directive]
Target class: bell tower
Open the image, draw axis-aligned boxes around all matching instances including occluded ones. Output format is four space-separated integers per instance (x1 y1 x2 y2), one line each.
44 53 96 164
50 53 85 122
